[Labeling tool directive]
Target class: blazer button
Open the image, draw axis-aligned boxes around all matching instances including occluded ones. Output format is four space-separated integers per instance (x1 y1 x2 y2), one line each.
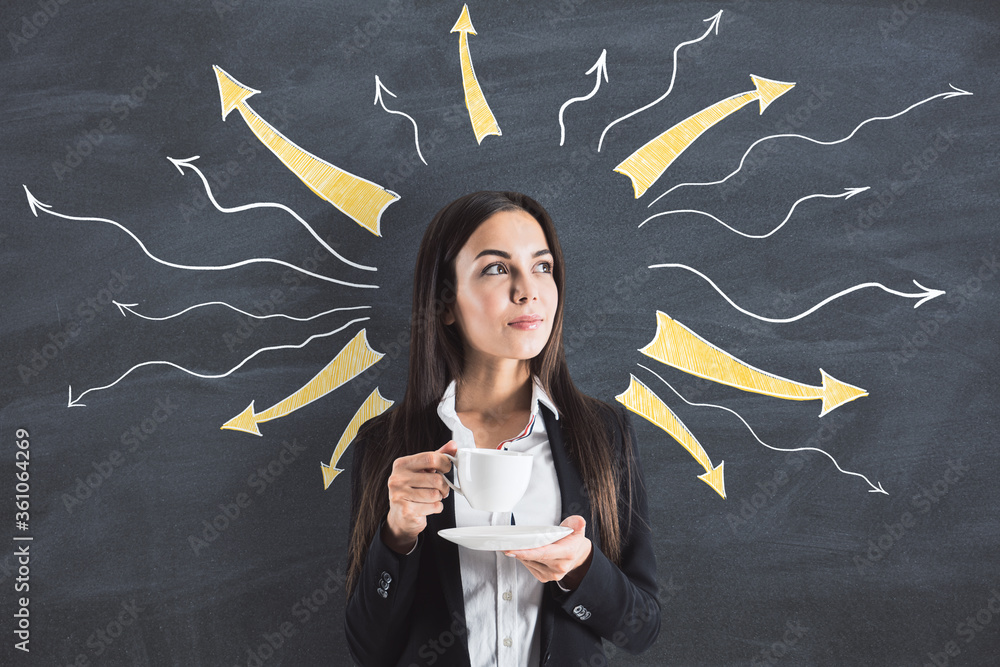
381 572 392 586
377 587 388 598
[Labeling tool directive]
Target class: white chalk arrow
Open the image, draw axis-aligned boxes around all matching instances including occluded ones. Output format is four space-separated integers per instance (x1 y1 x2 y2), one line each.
637 363 887 495
648 84 973 206
66 319 370 407
23 185 378 290
597 10 722 152
640 187 870 239
374 76 427 165
648 264 946 322
115 300 370 323
167 156 375 272
558 49 608 146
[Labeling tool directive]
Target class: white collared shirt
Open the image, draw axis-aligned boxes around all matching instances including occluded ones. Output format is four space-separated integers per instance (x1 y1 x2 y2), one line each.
437 378 562 667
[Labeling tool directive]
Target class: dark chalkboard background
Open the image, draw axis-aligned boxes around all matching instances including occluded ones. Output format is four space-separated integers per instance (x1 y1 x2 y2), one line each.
2 1 998 664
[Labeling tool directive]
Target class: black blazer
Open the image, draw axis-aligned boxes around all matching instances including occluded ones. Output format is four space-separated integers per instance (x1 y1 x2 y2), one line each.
345 402 660 666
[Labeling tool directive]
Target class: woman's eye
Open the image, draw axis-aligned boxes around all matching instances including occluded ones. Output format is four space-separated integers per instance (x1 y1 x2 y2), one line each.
536 261 553 273
482 263 507 275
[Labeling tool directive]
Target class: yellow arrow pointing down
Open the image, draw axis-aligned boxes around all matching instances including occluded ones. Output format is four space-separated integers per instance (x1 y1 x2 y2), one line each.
222 328 383 435
640 311 867 416
213 65 399 236
321 387 394 489
451 4 501 144
617 374 725 499
615 74 795 198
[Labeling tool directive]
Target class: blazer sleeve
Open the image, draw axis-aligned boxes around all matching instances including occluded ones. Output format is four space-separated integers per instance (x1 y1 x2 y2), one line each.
344 420 424 667
552 405 661 654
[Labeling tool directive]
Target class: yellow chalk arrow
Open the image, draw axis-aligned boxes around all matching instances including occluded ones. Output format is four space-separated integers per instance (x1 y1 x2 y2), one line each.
617 374 725 499
321 387 394 489
213 65 399 236
222 328 383 436
451 5 501 144
640 311 867 416
615 74 795 198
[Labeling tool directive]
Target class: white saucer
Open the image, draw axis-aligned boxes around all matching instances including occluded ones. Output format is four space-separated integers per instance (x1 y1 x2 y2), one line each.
438 525 573 551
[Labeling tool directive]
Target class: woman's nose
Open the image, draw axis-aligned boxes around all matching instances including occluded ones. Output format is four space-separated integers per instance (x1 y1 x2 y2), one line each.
511 273 537 303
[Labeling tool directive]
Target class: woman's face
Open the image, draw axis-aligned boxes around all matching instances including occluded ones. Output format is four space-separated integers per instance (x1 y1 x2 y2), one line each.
443 209 558 371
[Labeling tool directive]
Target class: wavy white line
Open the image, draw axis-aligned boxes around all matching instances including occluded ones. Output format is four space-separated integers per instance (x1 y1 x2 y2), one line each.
597 10 723 153
648 263 946 322
115 300 371 322
559 49 608 147
640 187 869 238
637 364 887 494
375 76 427 165
68 318 370 407
647 84 973 207
167 156 375 272
24 185 379 290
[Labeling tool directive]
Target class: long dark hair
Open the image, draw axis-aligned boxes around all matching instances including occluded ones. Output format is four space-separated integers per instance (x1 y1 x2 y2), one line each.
347 191 635 596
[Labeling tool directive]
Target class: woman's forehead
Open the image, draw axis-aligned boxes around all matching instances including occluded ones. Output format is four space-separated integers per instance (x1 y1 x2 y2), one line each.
462 209 548 256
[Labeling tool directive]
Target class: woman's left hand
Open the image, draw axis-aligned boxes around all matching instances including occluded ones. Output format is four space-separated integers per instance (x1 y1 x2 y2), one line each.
504 515 593 590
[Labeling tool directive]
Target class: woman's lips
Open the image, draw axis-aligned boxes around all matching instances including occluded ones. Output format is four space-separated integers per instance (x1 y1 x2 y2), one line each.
508 316 542 330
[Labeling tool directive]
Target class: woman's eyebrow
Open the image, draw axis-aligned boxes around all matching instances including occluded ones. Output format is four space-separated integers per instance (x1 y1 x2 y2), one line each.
474 249 552 260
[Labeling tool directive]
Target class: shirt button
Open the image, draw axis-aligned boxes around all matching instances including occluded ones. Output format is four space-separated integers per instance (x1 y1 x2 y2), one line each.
502 637 513 648
502 590 513 601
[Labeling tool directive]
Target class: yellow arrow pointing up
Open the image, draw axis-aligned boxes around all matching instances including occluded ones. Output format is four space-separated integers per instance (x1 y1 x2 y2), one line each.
451 5 501 144
213 65 399 236
640 311 867 416
321 387 394 489
222 328 383 436
615 74 795 198
617 374 725 499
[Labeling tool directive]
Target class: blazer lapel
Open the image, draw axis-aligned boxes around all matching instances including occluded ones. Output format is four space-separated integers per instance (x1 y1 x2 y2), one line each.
541 404 590 526
538 404 591 664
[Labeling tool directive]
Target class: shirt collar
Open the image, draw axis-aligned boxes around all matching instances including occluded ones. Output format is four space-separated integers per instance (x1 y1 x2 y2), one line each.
437 376 560 426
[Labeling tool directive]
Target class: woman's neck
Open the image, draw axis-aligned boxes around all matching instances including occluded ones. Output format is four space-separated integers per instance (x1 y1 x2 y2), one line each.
454 360 533 423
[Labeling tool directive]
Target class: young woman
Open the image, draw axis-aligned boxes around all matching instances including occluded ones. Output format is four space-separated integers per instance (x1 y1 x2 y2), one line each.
345 191 660 666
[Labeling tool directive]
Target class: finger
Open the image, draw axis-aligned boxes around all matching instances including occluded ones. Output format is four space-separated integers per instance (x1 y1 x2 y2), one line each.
396 499 444 520
417 500 445 516
407 471 451 496
400 487 448 504
505 545 547 560
514 532 583 557
561 515 586 535
436 440 459 456
394 451 442 474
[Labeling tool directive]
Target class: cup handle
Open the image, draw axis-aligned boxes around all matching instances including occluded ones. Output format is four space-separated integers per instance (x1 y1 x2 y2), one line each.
440 453 462 496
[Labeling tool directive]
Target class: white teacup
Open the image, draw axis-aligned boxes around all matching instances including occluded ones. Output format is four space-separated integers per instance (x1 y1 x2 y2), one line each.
442 449 533 513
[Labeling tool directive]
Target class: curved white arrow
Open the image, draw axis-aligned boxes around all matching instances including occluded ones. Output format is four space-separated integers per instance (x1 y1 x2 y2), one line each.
115 300 371 323
374 76 426 165
597 10 722 152
637 364 887 495
648 84 973 206
167 156 375 272
23 186 378 290
559 49 608 147
648 263 945 322
67 318 369 407
640 187 869 238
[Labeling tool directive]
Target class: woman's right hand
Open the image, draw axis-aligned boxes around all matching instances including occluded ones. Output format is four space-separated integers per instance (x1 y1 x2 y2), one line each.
382 440 458 554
